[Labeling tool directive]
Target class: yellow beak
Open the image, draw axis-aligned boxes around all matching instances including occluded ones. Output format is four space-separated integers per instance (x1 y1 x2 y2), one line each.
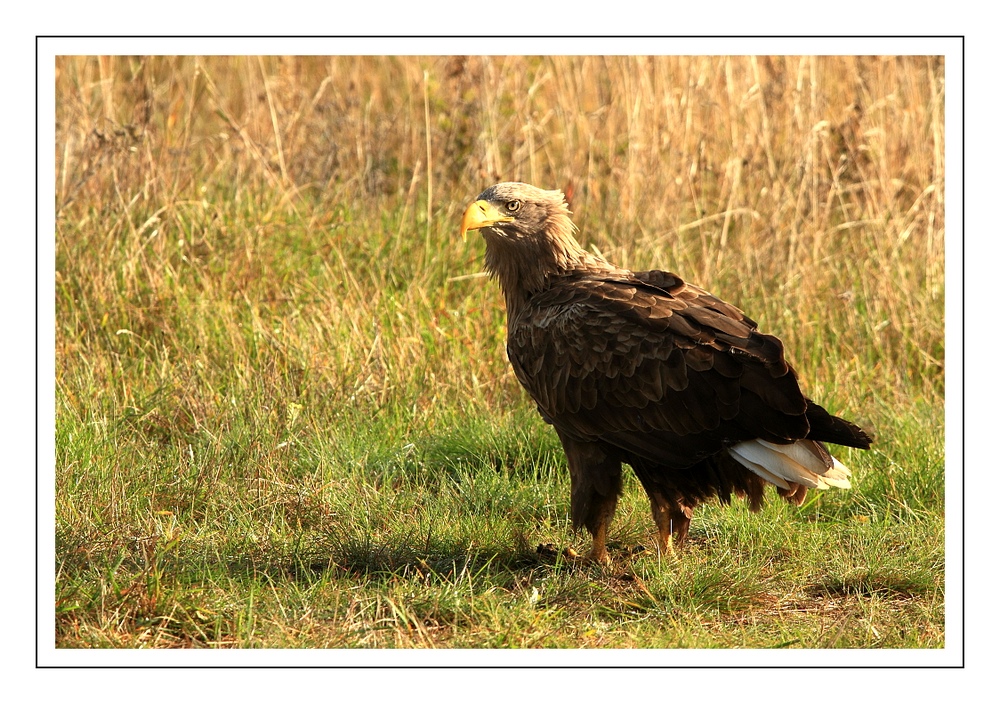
460 200 514 241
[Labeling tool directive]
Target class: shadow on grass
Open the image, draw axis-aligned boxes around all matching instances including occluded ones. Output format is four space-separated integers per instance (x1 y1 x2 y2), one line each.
221 531 558 591
807 570 934 599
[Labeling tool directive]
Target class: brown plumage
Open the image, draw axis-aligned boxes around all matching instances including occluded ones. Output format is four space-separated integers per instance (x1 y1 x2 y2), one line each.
460 182 873 563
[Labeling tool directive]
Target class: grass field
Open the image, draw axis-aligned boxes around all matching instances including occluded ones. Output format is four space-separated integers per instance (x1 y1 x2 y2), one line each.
54 55 945 650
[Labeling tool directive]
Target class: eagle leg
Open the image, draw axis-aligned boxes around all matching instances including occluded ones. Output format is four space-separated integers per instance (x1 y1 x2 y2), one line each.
650 495 693 555
629 465 695 555
584 503 616 565
559 434 623 565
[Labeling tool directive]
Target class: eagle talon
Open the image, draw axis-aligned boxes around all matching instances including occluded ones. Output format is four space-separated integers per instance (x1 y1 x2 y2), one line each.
536 543 608 566
587 550 611 567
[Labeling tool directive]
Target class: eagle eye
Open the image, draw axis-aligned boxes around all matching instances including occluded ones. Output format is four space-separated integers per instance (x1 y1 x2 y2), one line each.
505 200 522 213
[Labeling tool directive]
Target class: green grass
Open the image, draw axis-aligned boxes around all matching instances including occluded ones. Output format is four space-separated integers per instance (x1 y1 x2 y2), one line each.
55 55 945 649
55 386 943 648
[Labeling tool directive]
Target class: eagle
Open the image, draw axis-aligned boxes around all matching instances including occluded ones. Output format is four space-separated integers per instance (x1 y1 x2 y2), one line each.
460 182 873 564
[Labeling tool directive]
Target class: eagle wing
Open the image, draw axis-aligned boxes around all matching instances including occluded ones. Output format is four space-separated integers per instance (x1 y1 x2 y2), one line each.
506 270 811 469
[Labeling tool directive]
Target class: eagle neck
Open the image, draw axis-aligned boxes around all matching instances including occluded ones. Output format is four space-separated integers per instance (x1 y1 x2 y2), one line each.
483 221 605 321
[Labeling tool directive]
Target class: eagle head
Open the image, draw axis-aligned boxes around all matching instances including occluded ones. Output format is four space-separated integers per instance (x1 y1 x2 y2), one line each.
460 182 573 243
459 181 602 309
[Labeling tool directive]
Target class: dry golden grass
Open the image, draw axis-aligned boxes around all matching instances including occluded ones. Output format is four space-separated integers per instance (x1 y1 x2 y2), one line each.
56 55 944 407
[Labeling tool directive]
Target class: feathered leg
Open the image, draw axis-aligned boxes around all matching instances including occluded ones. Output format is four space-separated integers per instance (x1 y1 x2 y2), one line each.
628 463 695 554
650 497 693 553
558 433 623 564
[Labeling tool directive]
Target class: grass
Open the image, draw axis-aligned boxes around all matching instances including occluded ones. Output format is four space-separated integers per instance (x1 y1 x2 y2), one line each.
54 55 945 649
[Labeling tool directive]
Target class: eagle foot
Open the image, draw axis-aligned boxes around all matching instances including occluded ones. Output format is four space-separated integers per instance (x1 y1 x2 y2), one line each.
535 543 610 566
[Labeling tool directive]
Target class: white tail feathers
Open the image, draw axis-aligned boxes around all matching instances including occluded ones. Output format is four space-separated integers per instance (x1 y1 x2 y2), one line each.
728 439 853 491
